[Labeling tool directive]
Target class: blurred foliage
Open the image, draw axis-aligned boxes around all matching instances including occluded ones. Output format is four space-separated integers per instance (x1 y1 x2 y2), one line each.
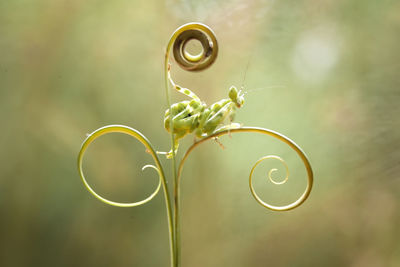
1 0 399 266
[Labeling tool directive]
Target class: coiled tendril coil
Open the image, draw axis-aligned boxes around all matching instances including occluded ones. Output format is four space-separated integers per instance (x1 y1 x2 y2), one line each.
171 23 218 71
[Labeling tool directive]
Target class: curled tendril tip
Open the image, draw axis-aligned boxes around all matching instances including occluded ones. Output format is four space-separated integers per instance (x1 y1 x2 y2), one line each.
178 127 313 212
77 125 166 208
168 22 218 71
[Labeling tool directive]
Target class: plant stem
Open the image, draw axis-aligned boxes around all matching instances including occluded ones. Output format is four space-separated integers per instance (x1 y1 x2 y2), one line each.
164 48 179 267
175 176 181 267
164 23 219 267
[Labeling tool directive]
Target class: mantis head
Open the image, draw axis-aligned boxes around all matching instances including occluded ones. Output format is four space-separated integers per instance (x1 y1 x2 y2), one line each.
229 86 245 108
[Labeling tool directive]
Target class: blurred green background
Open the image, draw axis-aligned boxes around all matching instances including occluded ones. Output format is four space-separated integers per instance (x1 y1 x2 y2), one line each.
1 0 399 266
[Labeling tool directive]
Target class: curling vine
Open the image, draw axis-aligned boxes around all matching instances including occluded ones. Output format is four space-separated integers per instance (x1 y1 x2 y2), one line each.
77 22 313 267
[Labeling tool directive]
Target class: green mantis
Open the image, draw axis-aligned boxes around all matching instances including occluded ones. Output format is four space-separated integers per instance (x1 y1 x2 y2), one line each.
159 66 245 158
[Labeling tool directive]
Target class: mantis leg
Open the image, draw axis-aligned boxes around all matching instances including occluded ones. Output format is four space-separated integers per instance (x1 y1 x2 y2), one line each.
172 104 195 122
206 101 233 125
157 131 186 159
202 101 234 135
215 122 242 132
213 137 225 149
168 64 200 100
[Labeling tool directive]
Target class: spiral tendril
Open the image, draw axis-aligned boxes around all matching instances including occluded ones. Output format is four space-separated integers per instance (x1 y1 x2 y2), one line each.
255 155 290 185
170 22 218 71
249 155 292 210
77 125 165 208
178 127 313 212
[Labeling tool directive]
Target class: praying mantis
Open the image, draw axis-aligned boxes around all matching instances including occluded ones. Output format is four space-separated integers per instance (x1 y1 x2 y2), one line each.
159 65 245 158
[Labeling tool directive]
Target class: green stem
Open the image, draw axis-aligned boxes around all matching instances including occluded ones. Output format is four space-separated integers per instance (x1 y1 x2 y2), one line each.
164 37 179 267
175 174 181 267
164 23 219 267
